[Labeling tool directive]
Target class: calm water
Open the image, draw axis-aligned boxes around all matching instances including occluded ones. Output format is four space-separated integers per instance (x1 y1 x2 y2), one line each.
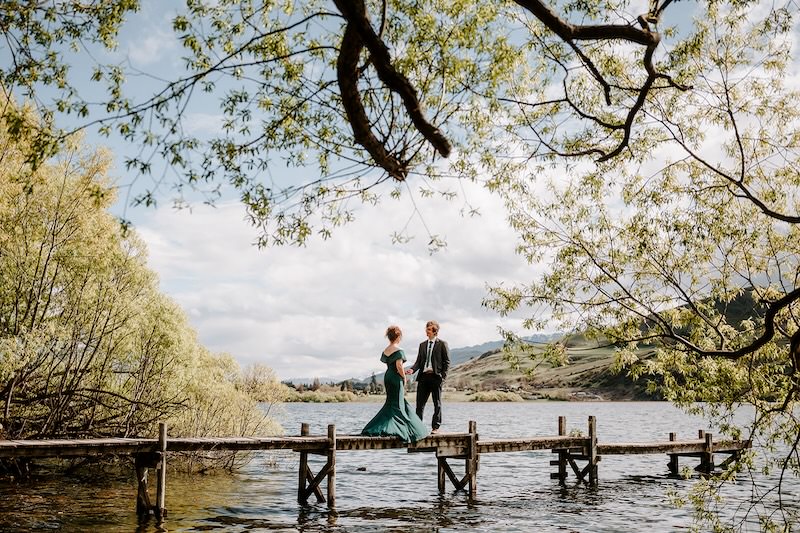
1 402 797 532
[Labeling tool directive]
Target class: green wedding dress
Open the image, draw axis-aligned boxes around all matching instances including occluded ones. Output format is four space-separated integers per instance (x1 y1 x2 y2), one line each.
361 349 428 443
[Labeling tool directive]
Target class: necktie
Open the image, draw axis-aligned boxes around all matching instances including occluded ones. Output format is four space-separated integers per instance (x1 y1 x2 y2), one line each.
426 341 433 370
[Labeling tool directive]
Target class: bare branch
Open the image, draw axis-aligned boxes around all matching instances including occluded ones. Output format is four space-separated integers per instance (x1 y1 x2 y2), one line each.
512 0 692 162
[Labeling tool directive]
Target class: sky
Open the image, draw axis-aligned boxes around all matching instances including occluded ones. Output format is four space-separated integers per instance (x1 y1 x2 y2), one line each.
132 187 535 381
80 3 539 381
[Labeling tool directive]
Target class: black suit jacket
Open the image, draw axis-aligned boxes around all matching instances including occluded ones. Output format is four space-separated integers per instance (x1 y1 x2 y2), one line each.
411 338 450 381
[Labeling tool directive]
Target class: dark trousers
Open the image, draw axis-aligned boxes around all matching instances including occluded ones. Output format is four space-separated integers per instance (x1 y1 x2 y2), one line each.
416 372 443 429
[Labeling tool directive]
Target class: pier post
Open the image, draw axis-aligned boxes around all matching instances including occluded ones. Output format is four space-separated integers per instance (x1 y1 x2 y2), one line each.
550 416 568 483
587 416 598 485
699 432 714 474
135 456 152 517
155 422 167 520
558 416 567 482
327 424 336 508
437 458 446 493
297 423 326 504
667 432 679 474
467 420 478 499
298 423 309 503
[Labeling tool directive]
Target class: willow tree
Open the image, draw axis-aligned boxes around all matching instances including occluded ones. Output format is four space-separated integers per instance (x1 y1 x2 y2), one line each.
482 4 800 530
0 101 284 453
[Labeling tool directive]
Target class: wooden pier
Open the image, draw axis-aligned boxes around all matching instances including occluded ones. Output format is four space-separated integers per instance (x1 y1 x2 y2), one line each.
0 416 750 519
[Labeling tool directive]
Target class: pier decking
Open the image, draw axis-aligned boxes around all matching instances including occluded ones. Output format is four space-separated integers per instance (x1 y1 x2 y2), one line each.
0 416 750 520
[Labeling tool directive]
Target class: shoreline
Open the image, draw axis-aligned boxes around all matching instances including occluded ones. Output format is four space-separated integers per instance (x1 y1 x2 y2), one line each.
282 388 662 403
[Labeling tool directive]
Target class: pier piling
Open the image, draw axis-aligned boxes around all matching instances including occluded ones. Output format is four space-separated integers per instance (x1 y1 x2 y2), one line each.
587 416 598 484
327 424 336 508
155 422 167 520
467 420 478 499
667 432 679 474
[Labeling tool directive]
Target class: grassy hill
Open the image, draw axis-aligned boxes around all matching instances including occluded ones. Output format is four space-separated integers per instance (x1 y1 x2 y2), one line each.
447 334 659 401
445 289 766 401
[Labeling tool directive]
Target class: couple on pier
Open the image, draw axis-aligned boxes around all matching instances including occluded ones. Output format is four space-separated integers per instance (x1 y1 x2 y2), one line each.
361 321 450 443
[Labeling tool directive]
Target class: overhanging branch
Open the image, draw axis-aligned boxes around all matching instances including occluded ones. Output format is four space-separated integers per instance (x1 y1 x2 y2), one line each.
334 0 451 181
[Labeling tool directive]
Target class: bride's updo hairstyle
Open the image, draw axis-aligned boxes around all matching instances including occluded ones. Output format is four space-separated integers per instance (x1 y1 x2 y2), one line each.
386 325 402 342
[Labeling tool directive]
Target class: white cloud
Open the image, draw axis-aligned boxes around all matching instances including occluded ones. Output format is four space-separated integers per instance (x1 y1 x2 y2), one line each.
126 29 178 67
132 182 537 381
183 113 226 135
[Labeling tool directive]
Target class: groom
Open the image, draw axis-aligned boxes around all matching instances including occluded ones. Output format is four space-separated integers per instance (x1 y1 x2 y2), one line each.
406 320 450 433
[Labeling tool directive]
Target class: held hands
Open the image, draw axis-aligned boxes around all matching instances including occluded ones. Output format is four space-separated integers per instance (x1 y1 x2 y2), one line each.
404 368 414 375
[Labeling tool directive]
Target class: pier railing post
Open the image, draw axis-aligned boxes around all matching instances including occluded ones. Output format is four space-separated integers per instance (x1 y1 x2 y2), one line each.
155 422 167 520
667 432 679 475
588 416 598 485
467 420 478 499
327 424 336 508
298 423 309 503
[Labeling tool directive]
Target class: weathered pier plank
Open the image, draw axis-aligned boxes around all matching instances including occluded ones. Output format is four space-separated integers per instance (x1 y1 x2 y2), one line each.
597 440 747 455
9 433 750 458
0 438 158 458
477 436 585 454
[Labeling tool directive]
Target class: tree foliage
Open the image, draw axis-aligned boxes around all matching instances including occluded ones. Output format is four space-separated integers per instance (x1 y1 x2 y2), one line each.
0 0 712 247
0 99 281 453
2 0 524 246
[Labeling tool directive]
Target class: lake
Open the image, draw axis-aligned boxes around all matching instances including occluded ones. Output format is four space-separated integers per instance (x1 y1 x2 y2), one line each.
0 401 797 531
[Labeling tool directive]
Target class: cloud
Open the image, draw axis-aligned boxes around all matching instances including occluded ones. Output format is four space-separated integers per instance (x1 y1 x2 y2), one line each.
126 29 178 67
132 182 537 381
183 113 225 135
118 1 183 68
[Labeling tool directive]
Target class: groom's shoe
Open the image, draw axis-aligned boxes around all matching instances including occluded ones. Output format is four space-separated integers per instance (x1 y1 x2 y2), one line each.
430 428 440 434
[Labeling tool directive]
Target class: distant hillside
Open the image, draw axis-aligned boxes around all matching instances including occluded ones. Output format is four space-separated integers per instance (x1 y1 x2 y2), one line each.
448 333 561 366
284 334 562 387
447 334 659 401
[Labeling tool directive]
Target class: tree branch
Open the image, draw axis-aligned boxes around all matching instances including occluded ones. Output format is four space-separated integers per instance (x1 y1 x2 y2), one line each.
333 0 451 180
512 0 691 162
513 0 657 45
337 21 408 180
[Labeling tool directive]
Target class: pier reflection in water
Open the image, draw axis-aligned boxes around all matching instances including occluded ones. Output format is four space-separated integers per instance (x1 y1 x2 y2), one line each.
0 401 796 532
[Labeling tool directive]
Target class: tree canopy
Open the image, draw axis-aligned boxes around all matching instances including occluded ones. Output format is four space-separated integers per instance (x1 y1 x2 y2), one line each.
2 0 706 245
482 3 800 529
